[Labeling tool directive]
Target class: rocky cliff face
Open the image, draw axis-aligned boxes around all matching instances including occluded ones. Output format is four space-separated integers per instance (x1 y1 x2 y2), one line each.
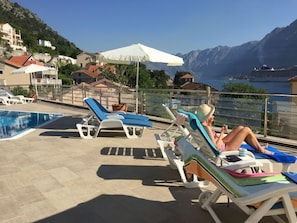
0 0 41 21
155 19 297 81
1 0 297 80
0 0 81 58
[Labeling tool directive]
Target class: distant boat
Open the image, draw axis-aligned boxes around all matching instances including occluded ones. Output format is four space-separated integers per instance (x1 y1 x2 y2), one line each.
249 65 297 82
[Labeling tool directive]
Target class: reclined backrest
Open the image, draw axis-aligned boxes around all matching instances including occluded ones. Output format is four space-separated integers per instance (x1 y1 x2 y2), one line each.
177 109 222 160
84 97 107 121
93 99 110 113
177 137 247 197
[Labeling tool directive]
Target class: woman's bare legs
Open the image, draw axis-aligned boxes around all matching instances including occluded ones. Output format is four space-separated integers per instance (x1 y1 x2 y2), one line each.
222 126 244 143
224 126 273 154
223 126 249 151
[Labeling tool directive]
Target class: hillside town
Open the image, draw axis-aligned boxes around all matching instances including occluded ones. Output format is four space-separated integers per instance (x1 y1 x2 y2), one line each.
1 23 297 135
0 23 216 99
1 2 297 222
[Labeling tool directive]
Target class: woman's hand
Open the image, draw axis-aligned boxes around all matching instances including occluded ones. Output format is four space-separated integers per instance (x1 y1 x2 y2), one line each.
221 125 228 133
205 117 213 126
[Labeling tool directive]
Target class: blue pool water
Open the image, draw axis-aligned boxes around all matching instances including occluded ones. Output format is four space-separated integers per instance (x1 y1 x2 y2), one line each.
0 110 62 140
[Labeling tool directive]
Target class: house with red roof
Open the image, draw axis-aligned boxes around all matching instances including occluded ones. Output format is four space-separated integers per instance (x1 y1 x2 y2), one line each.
70 65 102 84
0 23 26 51
180 81 217 91
0 53 59 86
180 73 194 84
70 64 115 84
76 52 101 68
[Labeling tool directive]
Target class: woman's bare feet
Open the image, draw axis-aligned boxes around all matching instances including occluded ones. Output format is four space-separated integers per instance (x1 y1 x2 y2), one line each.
260 143 274 155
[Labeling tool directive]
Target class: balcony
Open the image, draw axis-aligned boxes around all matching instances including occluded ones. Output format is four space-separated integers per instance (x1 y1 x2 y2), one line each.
35 85 297 144
0 86 296 223
32 78 62 85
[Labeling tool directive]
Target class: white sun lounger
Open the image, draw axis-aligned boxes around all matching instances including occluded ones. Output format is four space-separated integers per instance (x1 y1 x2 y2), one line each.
177 137 297 223
77 97 152 139
155 105 259 188
0 89 34 104
0 96 20 105
178 109 296 172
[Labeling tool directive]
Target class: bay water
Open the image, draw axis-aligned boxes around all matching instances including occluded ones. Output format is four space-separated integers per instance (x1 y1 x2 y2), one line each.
202 79 291 94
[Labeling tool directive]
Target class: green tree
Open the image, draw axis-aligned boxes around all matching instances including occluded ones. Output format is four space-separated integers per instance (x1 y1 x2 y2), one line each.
101 64 130 104
102 63 168 89
122 63 152 88
11 86 28 96
149 70 170 88
58 63 80 85
59 63 80 76
222 82 267 99
173 71 190 87
102 64 129 86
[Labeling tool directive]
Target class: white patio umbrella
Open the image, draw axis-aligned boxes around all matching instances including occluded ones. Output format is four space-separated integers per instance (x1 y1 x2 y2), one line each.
98 43 184 113
11 64 53 96
10 64 52 74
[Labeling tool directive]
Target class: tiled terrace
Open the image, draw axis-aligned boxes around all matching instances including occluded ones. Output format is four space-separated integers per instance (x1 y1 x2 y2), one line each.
0 102 296 223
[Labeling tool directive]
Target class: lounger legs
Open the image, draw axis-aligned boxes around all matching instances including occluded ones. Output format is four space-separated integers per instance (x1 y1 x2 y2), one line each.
155 134 209 188
200 189 297 223
155 133 175 160
76 123 99 139
77 123 145 139
122 126 145 138
200 190 223 223
282 194 297 223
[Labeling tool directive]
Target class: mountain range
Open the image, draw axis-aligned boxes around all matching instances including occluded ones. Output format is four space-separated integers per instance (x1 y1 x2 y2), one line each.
150 19 297 81
1 0 297 81
175 19 297 81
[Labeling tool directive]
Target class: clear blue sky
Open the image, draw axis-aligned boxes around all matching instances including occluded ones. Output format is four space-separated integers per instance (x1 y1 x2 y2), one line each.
11 0 297 54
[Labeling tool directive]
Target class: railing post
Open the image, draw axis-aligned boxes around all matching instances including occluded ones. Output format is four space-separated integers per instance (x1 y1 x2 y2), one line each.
169 91 173 108
141 91 146 114
71 87 74 105
263 97 268 137
106 91 109 109
206 86 211 104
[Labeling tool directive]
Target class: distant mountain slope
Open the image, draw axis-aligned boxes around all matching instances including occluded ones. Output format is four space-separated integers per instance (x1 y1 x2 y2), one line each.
154 19 297 81
0 0 81 58
1 0 296 80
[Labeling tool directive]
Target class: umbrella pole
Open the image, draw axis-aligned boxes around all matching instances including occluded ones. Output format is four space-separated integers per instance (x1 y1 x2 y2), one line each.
32 72 38 97
135 61 139 113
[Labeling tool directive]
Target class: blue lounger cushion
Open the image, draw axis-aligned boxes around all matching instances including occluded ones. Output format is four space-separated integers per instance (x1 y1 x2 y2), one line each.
178 109 296 164
92 98 149 121
240 144 296 164
85 97 152 127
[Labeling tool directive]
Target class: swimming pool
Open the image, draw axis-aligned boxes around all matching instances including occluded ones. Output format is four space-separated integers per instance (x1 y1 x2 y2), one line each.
0 110 63 140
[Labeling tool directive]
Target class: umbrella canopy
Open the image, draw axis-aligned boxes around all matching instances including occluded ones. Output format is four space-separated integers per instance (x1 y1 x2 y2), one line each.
10 64 52 74
98 43 184 112
99 43 184 66
11 64 54 97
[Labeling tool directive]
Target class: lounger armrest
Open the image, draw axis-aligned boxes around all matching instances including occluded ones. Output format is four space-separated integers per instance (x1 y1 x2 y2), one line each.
112 111 126 114
216 151 261 169
222 160 262 170
220 151 240 156
220 150 255 159
105 114 124 119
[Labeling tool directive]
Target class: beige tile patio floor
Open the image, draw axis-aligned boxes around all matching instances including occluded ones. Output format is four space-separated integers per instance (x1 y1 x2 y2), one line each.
0 102 296 223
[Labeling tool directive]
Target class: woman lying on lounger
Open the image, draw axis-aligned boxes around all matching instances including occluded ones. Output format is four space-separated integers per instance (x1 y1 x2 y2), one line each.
196 104 273 155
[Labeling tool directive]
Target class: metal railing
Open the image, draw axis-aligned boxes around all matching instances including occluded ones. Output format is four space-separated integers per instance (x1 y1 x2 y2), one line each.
4 84 297 141
32 78 62 85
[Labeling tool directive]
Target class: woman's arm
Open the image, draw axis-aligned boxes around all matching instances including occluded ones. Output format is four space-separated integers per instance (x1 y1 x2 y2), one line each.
203 123 225 149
